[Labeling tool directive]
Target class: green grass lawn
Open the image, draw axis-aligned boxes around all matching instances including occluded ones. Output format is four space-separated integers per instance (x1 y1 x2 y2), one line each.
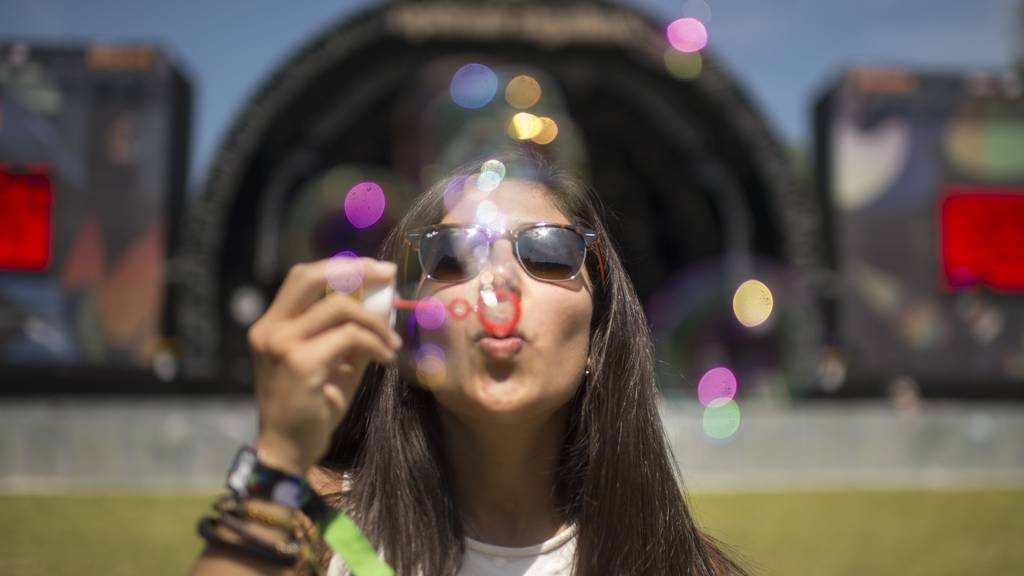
689 488 1024 575
1 488 1022 575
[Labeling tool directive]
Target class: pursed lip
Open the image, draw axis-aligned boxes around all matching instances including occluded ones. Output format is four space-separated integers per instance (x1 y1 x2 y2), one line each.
474 329 526 359
477 335 525 358
473 329 527 342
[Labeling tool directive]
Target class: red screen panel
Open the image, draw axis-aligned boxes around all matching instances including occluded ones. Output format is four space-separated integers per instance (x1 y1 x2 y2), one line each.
940 187 1024 292
0 166 53 271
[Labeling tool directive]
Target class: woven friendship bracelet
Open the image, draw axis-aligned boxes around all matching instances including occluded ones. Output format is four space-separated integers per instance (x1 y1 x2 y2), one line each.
214 494 298 534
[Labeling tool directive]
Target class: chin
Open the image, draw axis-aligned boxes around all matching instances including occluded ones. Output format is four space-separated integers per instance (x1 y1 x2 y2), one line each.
431 375 539 421
472 377 537 413
462 376 579 426
437 368 525 413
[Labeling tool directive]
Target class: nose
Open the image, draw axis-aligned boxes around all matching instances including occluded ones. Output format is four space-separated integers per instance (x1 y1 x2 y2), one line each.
480 238 522 290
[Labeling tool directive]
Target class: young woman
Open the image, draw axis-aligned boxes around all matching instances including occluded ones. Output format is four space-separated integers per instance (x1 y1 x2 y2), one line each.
191 151 748 575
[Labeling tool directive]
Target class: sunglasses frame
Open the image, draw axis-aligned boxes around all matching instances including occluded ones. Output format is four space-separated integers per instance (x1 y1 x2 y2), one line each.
404 222 605 284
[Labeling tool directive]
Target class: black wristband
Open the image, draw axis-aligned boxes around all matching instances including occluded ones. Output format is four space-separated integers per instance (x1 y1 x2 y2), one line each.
225 446 312 509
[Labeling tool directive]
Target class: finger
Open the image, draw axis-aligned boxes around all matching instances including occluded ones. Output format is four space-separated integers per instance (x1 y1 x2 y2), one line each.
262 260 333 322
264 257 396 322
302 322 397 375
354 258 399 286
280 290 401 349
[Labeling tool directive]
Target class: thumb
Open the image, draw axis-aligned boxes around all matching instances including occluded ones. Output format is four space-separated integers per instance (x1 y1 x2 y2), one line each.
321 381 350 424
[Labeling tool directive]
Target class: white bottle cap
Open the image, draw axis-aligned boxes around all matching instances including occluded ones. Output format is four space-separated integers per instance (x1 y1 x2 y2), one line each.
362 277 396 328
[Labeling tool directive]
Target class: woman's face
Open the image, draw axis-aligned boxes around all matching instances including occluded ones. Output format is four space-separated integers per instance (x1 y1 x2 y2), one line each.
416 177 594 425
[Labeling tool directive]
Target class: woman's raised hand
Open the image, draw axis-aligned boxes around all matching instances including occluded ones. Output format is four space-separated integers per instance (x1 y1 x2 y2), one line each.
246 257 402 475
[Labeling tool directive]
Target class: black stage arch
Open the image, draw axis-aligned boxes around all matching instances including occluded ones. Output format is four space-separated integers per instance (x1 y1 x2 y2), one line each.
174 0 822 395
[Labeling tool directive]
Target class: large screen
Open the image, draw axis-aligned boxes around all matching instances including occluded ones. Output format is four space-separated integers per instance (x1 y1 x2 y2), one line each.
815 68 1024 395
0 44 189 391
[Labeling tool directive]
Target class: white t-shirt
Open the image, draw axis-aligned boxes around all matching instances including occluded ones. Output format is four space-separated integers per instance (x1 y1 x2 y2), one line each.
327 525 577 576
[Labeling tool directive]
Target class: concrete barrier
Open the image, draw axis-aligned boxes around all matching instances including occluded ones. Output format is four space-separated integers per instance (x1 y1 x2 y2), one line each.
1 398 1022 492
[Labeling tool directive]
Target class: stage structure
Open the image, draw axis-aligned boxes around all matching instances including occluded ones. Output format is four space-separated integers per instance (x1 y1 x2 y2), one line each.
815 68 1024 397
0 43 190 394
174 0 816 396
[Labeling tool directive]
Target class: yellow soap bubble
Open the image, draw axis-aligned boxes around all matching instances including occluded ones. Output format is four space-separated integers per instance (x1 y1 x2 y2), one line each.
505 75 542 109
416 355 447 388
530 116 559 145
416 345 447 388
509 112 543 140
733 279 773 328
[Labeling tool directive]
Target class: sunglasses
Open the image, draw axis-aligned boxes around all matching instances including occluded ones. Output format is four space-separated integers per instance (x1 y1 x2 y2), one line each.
404 222 605 283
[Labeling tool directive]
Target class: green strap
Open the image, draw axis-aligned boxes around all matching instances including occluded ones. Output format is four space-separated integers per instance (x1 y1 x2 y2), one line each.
321 512 395 576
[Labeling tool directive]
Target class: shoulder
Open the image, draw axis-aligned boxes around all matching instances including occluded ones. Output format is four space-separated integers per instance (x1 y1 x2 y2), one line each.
307 465 342 496
307 466 351 573
307 465 354 503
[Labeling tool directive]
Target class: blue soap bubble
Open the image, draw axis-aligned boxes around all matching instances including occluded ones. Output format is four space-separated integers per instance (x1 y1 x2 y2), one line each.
450 63 498 109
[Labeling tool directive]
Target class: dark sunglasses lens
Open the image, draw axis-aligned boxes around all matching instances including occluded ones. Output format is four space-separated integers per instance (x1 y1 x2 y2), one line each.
421 228 485 281
518 227 585 280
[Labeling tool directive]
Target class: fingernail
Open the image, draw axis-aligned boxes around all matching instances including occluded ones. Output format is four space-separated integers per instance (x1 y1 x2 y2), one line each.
389 331 403 349
375 260 397 275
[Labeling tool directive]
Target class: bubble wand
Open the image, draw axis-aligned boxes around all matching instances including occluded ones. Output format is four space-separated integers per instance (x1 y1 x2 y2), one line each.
388 288 521 337
328 258 522 338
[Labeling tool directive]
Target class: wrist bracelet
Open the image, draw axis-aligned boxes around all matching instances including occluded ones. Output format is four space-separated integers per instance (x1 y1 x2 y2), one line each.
214 494 298 533
218 445 395 575
198 515 299 567
226 446 311 509
218 512 301 555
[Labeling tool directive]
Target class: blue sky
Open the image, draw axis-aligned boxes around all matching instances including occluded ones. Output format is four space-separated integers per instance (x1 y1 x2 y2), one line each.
1 0 1017 190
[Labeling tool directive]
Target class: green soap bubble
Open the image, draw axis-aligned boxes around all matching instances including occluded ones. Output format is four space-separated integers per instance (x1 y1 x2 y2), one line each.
481 159 506 179
664 48 702 80
702 399 741 439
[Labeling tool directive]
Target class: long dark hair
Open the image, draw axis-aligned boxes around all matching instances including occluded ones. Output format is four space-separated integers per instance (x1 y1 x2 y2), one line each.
316 148 748 575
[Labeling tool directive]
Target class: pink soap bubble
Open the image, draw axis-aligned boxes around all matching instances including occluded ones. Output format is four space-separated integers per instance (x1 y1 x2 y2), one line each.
344 181 386 229
325 251 364 294
697 366 737 407
415 296 447 330
667 17 708 53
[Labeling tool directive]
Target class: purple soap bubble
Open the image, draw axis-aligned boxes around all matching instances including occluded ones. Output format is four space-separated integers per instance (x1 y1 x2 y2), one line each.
416 343 447 364
697 366 737 407
344 181 386 229
443 174 470 212
415 296 447 330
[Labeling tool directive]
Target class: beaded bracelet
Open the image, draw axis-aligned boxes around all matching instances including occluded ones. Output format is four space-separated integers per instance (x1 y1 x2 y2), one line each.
204 497 393 575
214 494 297 534
214 495 331 574
205 443 396 576
197 515 300 567
220 511 302 553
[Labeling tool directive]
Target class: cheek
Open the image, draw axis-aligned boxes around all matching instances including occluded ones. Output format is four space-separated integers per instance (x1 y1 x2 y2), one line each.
534 290 593 365
555 303 591 347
